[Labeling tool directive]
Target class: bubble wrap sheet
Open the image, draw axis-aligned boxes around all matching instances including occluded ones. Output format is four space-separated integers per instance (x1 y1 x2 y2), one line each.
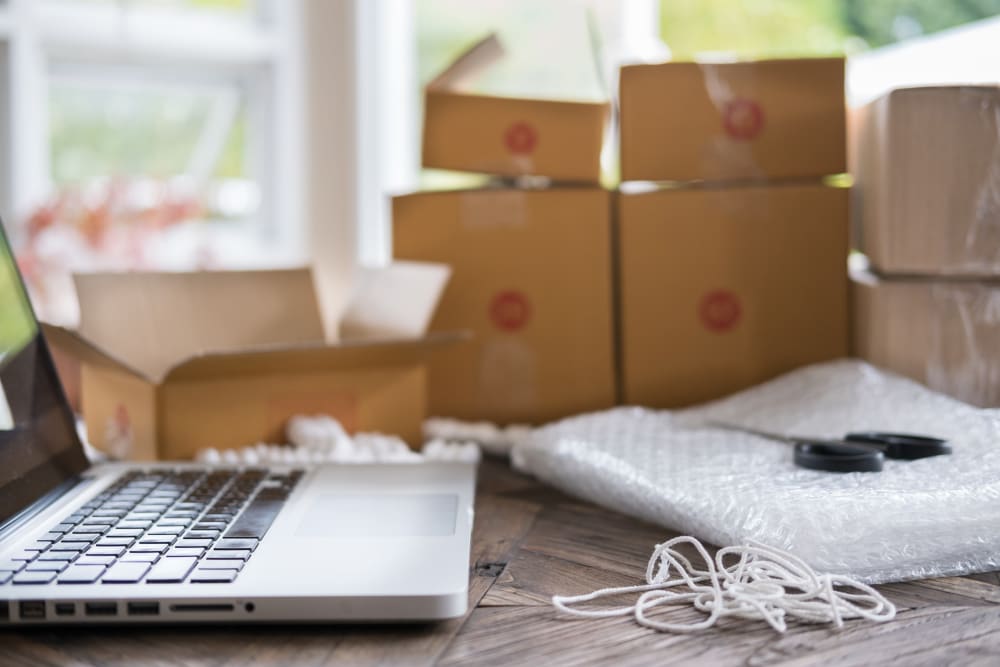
511 361 1000 584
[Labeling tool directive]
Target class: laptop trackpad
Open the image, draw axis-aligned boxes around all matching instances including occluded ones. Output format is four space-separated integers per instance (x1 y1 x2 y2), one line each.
295 494 458 538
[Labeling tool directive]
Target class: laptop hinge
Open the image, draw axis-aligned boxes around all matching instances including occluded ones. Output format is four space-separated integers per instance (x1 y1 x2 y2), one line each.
0 476 92 541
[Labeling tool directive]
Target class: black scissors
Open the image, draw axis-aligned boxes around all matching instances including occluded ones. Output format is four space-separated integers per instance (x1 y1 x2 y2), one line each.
711 422 952 473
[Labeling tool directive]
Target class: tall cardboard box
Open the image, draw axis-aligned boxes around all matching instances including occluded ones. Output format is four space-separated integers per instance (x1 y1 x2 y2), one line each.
619 58 845 183
422 35 609 183
43 268 454 460
393 187 616 424
853 272 1000 407
852 85 1000 276
618 183 849 407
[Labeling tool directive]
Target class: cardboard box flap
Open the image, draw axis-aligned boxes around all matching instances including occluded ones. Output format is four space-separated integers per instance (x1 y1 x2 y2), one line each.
74 268 325 381
427 33 504 93
41 323 154 382
339 261 452 341
162 331 470 383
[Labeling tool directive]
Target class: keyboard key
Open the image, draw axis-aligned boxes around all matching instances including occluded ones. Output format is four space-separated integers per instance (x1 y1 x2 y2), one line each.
156 518 191 527
102 562 151 583
225 496 286 539
139 535 175 545
86 546 126 558
69 525 108 535
125 512 161 521
197 559 244 571
183 530 220 540
107 528 144 538
76 555 118 567
39 531 66 542
36 551 77 562
9 550 38 561
176 539 212 549
148 525 185 536
121 551 160 563
193 522 226 531
26 561 69 572
96 537 135 548
82 517 118 525
52 523 77 532
0 559 26 572
23 541 51 552
205 549 251 560
202 514 233 522
165 547 205 559
190 569 238 583
49 542 87 552
58 565 106 584
145 557 198 583
12 570 57 584
117 520 152 530
214 538 258 551
129 543 169 554
62 533 99 543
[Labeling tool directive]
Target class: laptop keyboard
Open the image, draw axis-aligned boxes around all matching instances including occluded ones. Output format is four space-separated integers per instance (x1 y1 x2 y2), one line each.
0 468 303 586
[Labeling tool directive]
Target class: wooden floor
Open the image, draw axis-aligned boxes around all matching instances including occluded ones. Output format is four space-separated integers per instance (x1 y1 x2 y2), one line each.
3 458 1000 666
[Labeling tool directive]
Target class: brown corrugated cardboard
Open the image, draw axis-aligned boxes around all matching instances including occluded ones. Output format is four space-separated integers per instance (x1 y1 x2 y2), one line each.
618 182 849 408
852 271 1000 407
619 58 845 183
422 34 609 183
851 85 1000 276
393 187 616 424
43 266 455 460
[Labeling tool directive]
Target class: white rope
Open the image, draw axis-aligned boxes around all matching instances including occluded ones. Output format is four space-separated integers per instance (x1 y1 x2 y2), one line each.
552 536 896 634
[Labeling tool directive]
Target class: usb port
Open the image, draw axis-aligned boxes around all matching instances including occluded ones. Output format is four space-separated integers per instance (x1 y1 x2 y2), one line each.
19 600 45 620
54 603 75 616
84 602 117 616
127 601 159 616
0 601 9 621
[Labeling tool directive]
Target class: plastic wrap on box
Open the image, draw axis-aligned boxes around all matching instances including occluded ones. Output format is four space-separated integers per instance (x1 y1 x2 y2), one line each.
853 85 1000 275
511 360 1000 584
854 272 1000 408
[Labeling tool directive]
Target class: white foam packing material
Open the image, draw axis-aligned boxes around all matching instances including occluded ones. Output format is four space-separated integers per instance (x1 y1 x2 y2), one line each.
511 360 1000 584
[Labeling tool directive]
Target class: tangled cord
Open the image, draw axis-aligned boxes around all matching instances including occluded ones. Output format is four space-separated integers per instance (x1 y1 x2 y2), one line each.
552 536 896 633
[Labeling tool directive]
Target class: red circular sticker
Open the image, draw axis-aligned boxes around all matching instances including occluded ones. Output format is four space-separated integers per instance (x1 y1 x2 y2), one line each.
490 290 532 332
504 121 538 155
699 290 742 333
722 98 765 141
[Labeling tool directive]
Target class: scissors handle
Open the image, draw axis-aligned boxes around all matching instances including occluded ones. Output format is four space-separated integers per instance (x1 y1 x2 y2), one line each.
794 442 884 473
843 432 952 460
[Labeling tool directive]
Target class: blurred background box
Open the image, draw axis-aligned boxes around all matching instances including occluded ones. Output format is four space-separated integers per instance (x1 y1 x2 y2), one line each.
619 58 845 183
393 187 616 424
422 34 608 183
852 271 1000 407
852 85 1000 276
618 182 849 408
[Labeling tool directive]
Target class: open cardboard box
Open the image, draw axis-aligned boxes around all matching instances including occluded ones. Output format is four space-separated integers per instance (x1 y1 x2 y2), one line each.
422 33 609 183
42 263 458 461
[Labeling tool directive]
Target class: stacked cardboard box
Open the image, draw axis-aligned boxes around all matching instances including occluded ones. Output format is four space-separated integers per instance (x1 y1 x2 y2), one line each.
393 36 617 424
617 58 850 408
851 85 1000 407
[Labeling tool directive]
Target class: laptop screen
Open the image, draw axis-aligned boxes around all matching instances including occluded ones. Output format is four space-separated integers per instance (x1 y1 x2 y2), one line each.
0 224 88 529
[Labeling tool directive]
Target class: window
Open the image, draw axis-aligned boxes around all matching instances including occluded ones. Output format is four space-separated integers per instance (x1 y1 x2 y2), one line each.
3 0 302 323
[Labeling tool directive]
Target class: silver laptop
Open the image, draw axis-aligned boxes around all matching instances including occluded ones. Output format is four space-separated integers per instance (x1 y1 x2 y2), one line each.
0 224 476 624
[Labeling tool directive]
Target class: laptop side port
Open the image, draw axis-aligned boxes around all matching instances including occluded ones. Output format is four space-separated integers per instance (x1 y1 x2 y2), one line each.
127 601 160 616
84 602 118 617
54 603 76 616
1 600 10 621
19 600 45 620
